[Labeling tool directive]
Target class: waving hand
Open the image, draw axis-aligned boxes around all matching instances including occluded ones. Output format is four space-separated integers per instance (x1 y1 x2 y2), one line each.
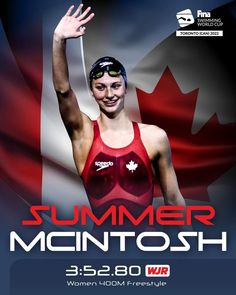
54 4 94 39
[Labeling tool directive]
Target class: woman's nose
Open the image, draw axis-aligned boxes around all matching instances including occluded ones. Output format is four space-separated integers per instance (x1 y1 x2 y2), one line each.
106 87 114 99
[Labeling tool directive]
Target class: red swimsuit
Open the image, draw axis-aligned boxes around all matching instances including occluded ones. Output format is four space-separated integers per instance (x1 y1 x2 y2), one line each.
81 121 154 220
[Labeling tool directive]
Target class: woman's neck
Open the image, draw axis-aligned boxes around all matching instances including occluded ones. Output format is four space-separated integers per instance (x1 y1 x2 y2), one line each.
98 109 132 131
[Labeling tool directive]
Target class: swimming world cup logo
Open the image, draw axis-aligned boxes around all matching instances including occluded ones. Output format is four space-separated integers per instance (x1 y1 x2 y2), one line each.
176 9 195 28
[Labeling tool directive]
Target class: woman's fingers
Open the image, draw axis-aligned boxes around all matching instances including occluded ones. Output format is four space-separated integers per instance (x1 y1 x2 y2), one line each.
80 26 86 33
61 4 94 38
72 4 83 17
65 5 74 16
65 5 94 25
77 6 91 21
79 13 95 26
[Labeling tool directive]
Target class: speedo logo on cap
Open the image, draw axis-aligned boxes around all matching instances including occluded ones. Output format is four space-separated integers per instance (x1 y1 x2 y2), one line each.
95 161 114 171
99 61 113 67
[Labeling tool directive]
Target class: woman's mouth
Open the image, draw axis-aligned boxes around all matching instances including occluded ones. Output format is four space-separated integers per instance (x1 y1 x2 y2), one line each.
103 99 119 107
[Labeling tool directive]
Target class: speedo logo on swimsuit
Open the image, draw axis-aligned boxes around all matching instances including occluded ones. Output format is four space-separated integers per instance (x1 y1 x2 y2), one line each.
95 161 114 171
99 61 113 67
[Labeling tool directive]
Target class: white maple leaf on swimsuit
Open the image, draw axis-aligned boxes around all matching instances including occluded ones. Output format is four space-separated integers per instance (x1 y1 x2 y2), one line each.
126 160 138 172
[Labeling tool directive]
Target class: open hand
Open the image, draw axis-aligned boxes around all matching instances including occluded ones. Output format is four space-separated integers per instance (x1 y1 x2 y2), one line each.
54 4 94 40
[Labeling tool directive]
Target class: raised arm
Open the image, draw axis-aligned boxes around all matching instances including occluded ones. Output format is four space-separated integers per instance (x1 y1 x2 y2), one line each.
52 4 94 140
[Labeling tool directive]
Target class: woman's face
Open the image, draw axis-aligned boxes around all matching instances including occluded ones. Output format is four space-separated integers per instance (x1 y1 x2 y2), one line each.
91 72 127 116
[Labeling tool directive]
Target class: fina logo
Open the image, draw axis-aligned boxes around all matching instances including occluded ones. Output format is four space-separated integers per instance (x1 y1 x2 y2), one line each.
176 9 212 28
197 10 211 17
176 9 194 27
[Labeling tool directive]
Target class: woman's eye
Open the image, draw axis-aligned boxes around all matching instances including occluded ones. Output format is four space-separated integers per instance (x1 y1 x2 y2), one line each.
96 86 104 91
112 84 121 89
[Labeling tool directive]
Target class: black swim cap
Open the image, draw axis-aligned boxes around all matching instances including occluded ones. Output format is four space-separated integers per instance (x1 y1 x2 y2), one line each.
89 56 127 89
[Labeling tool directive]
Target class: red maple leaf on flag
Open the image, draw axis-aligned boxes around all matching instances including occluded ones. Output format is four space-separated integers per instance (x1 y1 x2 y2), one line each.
137 67 236 202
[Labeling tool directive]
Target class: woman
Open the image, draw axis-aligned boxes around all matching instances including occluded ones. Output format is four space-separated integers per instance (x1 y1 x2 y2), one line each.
52 4 186 229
